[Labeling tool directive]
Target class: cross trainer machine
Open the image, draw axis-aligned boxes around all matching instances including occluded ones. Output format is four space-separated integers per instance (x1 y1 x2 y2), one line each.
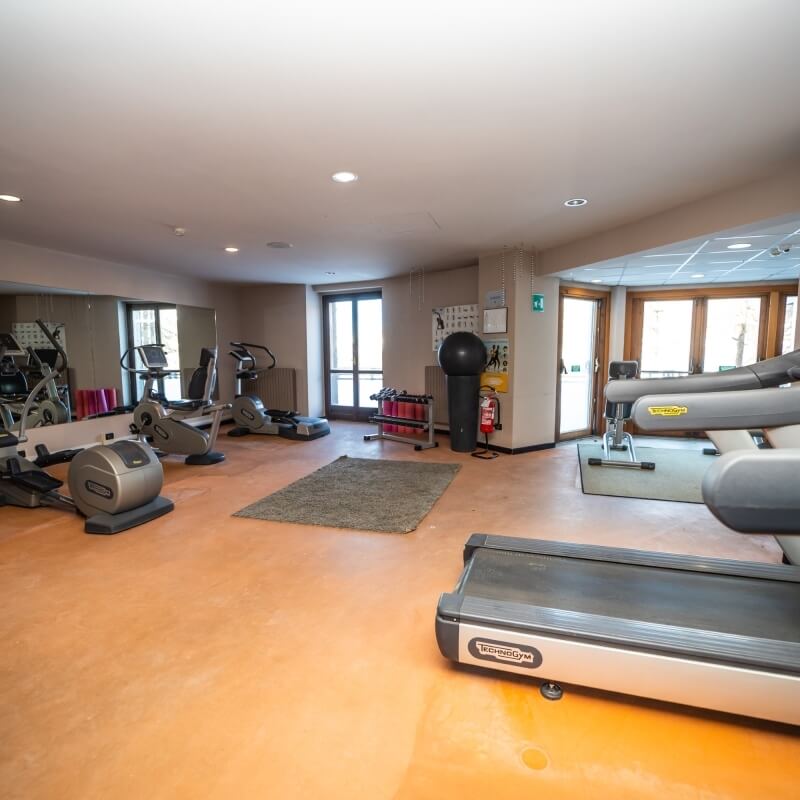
0 329 70 432
227 341 330 441
124 344 229 465
1 322 173 533
436 365 800 725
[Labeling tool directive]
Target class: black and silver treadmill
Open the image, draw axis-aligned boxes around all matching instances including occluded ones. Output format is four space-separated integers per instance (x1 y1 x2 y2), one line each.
436 373 800 725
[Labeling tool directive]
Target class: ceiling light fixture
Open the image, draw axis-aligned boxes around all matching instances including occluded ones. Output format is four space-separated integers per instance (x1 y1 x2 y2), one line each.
173 227 187 237
591 278 603 283
691 273 705 278
727 243 751 249
224 246 239 253
331 171 358 183
0 194 22 203
267 241 293 249
564 198 588 207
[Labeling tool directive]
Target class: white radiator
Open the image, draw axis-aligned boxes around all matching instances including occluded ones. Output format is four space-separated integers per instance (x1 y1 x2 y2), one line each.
424 365 449 425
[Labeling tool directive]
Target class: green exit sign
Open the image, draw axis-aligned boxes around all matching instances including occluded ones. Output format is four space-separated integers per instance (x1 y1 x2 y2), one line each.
532 293 545 313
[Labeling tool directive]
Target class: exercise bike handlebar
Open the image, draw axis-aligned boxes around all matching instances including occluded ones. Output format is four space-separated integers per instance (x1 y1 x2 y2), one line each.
15 320 69 443
228 342 276 372
119 344 179 375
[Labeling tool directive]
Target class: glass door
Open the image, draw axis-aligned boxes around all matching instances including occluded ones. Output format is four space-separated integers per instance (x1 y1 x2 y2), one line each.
127 304 182 402
323 292 382 420
557 291 607 439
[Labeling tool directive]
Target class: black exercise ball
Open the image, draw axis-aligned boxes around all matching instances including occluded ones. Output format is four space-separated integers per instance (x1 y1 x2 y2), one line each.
437 332 486 376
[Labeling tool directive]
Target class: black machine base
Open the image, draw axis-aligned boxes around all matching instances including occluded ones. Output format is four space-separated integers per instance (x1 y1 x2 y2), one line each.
185 451 226 465
84 495 175 534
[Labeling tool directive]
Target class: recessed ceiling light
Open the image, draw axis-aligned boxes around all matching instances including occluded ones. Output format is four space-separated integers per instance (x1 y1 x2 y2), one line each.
591 278 603 283
0 194 22 203
267 241 293 249
691 273 705 278
727 243 751 249
564 198 588 207
224 246 239 253
583 268 595 271
331 171 358 183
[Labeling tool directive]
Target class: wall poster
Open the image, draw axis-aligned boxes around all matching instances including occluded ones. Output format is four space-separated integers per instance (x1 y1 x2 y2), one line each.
432 304 480 352
481 338 510 393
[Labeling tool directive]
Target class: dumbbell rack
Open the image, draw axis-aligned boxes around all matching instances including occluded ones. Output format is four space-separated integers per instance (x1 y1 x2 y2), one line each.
364 394 438 451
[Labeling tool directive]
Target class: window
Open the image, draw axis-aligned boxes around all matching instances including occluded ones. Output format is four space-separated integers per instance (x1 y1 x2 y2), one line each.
323 292 382 419
625 286 800 376
126 304 181 402
782 295 797 354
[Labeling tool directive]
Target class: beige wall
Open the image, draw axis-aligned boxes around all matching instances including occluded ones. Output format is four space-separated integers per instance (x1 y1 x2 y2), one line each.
478 251 559 450
305 287 324 417
235 283 311 414
381 265 478 391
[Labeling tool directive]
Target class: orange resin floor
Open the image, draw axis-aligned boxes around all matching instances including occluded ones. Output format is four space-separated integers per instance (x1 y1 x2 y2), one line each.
1 423 797 799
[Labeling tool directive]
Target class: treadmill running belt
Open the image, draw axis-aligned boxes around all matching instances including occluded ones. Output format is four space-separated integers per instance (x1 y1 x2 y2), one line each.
462 548 800 644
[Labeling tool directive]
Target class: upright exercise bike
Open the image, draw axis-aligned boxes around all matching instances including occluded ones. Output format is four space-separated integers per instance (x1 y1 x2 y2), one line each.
227 341 330 441
124 344 229 465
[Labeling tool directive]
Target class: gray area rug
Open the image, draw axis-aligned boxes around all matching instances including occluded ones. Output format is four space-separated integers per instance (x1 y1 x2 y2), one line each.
577 442 712 503
234 455 461 533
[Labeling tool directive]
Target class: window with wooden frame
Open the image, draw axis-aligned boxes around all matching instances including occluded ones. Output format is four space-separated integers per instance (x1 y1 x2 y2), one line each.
624 284 798 377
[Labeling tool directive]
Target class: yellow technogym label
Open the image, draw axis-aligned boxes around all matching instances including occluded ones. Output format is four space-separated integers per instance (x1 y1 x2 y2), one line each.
647 405 688 417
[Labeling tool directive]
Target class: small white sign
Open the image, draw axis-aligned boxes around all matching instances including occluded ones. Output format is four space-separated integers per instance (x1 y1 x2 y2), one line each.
483 307 508 334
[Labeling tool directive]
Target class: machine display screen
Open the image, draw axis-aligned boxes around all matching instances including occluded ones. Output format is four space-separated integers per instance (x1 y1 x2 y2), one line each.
138 345 169 368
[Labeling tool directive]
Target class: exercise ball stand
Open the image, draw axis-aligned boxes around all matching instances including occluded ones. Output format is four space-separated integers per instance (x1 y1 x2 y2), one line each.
437 332 487 453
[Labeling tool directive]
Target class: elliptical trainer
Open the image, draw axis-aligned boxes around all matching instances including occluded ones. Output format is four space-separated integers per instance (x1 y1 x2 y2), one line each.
0 320 174 534
227 341 330 441
123 344 229 465
0 330 70 432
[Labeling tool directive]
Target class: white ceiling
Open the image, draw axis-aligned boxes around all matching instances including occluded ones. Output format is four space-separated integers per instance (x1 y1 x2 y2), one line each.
557 215 800 287
1 1 799 285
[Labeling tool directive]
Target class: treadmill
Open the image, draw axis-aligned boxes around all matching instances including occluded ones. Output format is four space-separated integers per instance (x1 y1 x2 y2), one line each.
436 381 800 725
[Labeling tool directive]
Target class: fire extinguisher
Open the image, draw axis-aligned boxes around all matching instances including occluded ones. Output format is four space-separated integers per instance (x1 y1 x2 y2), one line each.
480 395 497 434
473 390 500 459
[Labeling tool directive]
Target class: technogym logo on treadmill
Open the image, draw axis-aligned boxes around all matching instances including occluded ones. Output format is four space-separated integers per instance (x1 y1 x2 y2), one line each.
647 405 688 417
468 638 542 668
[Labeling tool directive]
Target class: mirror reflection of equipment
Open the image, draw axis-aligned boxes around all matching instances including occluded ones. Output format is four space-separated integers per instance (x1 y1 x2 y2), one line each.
1 320 174 533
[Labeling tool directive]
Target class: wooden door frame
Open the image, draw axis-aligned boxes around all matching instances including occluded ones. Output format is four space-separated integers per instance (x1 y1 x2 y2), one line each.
322 290 382 420
555 285 611 442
